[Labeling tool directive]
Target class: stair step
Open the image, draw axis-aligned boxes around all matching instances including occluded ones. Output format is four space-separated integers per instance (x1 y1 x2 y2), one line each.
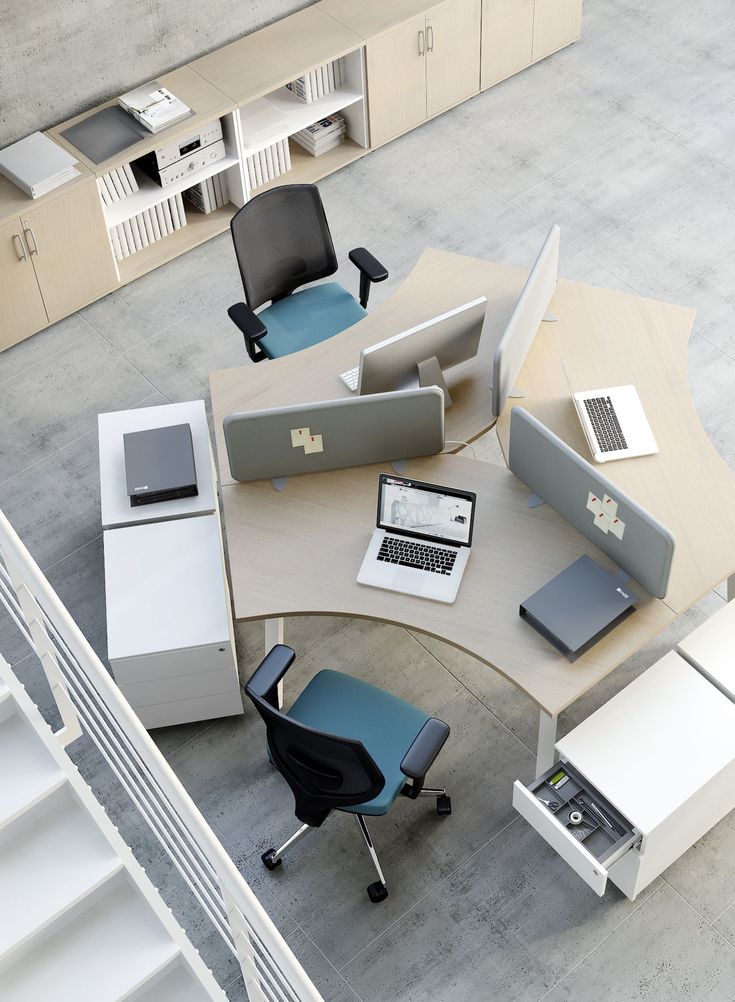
0 877 182 1002
129 959 225 1002
0 785 123 959
0 709 65 828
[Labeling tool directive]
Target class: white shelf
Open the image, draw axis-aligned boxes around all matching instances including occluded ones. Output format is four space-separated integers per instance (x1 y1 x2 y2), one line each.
103 155 240 227
239 85 363 158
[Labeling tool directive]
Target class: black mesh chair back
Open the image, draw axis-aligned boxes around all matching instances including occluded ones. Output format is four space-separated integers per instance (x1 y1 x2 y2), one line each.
230 184 339 311
246 658 384 828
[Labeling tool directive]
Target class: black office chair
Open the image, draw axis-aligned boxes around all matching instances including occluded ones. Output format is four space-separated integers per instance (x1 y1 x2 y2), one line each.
246 644 452 903
228 184 388 362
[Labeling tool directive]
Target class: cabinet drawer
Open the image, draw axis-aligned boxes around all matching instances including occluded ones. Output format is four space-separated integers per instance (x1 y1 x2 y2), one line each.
111 642 235 684
513 761 639 895
119 667 238 708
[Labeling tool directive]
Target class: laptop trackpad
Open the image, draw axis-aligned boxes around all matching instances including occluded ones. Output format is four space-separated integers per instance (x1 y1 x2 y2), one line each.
394 568 425 593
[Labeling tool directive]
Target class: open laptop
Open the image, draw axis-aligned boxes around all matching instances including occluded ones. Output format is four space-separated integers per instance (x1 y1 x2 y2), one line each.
573 385 658 463
357 474 476 603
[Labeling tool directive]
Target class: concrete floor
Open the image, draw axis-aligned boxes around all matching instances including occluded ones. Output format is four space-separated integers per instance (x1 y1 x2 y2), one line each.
3 1 735 998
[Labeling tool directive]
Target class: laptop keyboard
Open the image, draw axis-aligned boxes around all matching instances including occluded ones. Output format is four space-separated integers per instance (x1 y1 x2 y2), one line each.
584 396 628 453
378 536 457 575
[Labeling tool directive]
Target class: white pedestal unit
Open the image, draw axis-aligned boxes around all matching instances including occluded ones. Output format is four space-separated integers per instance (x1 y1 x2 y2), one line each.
677 598 735 700
514 651 735 898
104 515 242 728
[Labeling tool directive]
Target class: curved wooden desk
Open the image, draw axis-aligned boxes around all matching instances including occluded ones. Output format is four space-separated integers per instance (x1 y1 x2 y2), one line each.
210 249 735 772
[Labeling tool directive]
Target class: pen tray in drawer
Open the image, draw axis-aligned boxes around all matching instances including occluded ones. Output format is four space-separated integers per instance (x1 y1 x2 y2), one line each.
529 761 637 864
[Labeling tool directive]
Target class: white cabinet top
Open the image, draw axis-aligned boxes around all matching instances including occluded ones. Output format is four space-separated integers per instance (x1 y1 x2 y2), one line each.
104 515 231 659
557 651 735 834
98 400 216 529
677 599 735 700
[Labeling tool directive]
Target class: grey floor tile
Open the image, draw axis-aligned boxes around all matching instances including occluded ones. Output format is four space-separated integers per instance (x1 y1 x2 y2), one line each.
664 807 735 925
0 391 165 570
687 333 735 470
543 884 735 1001
446 80 647 200
0 332 153 483
0 312 95 386
676 255 735 360
342 820 662 1002
237 691 533 970
123 291 248 402
513 119 697 251
681 95 735 174
284 929 363 1002
714 900 735 948
45 534 109 665
81 233 242 353
585 161 735 300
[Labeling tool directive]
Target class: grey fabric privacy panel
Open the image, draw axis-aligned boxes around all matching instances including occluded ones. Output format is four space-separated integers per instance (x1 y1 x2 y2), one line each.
224 387 445 483
507 407 675 598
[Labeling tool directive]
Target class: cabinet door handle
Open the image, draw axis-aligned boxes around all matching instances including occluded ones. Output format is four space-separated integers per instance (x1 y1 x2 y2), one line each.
12 233 27 262
23 226 39 256
418 28 425 55
427 23 435 51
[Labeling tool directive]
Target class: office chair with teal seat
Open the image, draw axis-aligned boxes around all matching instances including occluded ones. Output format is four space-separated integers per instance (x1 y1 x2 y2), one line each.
228 184 389 362
246 644 451 903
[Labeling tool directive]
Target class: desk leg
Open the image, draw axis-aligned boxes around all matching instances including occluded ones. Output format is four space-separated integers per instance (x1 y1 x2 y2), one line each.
265 618 285 709
536 711 558 778
728 574 735 602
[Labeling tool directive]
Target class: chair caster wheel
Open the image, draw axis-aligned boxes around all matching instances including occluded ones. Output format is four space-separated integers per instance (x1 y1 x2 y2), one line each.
261 848 282 871
367 881 388 903
437 795 452 816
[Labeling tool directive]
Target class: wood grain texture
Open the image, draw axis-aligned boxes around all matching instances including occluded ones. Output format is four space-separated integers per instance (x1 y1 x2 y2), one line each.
190 7 364 106
531 0 583 62
365 15 428 148
220 454 673 715
319 0 448 39
425 0 482 118
481 0 534 89
495 277 735 616
0 218 48 350
0 160 92 228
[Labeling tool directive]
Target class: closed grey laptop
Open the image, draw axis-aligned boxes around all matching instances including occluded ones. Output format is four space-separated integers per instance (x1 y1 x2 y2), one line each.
357 474 476 604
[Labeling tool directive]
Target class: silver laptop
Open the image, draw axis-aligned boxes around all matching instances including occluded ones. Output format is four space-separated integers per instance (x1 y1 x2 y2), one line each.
573 385 658 463
357 474 476 604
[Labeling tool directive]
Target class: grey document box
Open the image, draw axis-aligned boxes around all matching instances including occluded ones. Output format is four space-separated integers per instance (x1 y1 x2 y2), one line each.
223 387 445 483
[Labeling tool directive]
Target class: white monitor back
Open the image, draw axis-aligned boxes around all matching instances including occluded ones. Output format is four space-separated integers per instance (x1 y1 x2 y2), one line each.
491 224 560 418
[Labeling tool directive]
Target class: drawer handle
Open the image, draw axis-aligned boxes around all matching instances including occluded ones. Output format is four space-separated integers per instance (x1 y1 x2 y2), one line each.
418 28 425 55
23 226 39 256
12 233 27 262
427 23 435 51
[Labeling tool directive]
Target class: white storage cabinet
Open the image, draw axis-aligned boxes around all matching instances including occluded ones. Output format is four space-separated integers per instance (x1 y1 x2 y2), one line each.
513 651 735 898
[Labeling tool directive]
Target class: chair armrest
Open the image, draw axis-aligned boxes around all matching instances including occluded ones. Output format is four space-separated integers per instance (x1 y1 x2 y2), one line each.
348 247 389 308
228 302 269 362
246 644 296 707
400 717 450 781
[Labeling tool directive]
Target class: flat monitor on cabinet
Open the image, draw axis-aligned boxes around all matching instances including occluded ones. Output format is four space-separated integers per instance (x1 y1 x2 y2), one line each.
491 224 561 418
349 297 489 406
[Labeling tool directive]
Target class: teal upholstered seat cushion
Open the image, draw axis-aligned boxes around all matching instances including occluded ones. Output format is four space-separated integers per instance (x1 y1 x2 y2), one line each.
259 282 367 359
286 670 430 816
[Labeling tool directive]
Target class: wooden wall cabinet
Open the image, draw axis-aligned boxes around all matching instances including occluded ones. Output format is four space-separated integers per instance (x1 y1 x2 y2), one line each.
481 0 534 89
532 0 582 62
0 217 49 351
366 0 481 148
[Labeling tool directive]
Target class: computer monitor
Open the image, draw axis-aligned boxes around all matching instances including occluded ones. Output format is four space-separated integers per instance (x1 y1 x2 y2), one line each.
491 224 561 418
358 297 488 406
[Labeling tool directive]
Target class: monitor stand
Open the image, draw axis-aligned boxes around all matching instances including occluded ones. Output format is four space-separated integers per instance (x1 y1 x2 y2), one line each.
416 356 452 407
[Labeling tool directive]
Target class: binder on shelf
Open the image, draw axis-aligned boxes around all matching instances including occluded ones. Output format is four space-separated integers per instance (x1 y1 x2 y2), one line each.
264 145 275 179
161 197 175 234
0 131 80 198
175 192 187 228
155 201 168 236
122 218 136 253
149 205 162 241
239 97 286 148
109 225 123 261
141 209 155 244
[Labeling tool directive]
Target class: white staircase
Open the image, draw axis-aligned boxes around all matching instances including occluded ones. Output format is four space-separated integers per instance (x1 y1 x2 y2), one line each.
0 671 227 1002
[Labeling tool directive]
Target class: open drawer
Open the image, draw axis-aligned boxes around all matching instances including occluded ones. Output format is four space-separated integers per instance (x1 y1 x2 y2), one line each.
512 761 639 895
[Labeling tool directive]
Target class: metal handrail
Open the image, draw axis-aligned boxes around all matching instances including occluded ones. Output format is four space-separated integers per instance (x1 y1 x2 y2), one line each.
0 508 323 1002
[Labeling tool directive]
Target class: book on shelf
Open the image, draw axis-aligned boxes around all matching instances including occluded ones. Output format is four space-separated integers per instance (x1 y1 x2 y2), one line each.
291 113 346 156
98 166 140 206
119 81 191 134
285 59 342 104
0 131 80 199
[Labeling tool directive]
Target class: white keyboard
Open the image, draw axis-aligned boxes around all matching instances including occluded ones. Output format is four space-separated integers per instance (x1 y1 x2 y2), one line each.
339 366 359 391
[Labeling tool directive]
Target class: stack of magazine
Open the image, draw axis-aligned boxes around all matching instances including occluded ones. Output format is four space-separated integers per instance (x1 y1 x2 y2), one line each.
183 173 229 214
108 192 187 261
244 139 292 190
285 59 343 103
96 165 139 205
291 114 345 157
119 81 191 134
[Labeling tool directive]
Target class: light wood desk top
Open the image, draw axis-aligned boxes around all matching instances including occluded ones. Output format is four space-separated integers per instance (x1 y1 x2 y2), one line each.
219 454 673 716
210 247 735 716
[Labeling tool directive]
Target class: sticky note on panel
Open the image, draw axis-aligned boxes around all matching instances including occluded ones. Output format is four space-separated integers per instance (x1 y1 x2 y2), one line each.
587 492 603 516
291 427 310 447
609 516 625 540
595 511 611 534
304 434 323 454
602 494 618 518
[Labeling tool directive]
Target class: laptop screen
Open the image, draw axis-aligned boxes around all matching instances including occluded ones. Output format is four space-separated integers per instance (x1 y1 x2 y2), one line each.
377 475 476 546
